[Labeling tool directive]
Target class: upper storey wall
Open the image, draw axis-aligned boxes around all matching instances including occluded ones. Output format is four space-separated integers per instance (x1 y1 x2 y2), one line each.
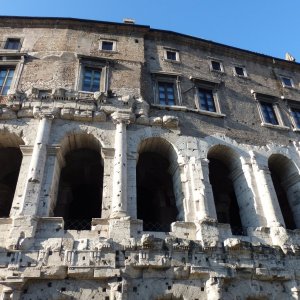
0 20 146 97
143 31 300 145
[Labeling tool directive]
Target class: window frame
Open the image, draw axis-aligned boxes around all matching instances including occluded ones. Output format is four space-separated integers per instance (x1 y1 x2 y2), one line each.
76 55 110 93
151 72 182 106
286 100 300 131
99 39 117 52
163 48 180 62
281 76 294 88
210 60 224 73
0 54 25 96
191 77 224 117
1 37 23 52
234 66 247 77
252 91 288 129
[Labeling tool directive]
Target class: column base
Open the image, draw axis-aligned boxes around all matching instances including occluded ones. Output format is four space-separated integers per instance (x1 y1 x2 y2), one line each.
109 210 128 219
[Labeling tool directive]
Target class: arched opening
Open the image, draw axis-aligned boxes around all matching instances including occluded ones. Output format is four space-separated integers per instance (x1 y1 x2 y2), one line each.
208 145 245 235
137 137 180 232
54 134 103 230
268 154 300 229
0 148 22 217
0 132 23 218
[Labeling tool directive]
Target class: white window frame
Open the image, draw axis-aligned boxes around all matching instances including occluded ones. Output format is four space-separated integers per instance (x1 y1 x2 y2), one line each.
76 55 110 93
286 100 300 131
99 39 117 52
210 60 224 73
151 72 182 106
281 76 294 88
163 48 180 62
234 66 247 77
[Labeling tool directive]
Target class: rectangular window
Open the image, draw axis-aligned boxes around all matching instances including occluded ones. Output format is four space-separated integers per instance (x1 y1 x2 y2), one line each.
198 88 216 112
260 101 279 125
166 51 176 61
0 67 15 95
4 38 21 50
101 41 114 51
281 76 293 88
211 61 222 72
82 68 101 92
158 82 175 105
235 66 246 77
291 108 300 129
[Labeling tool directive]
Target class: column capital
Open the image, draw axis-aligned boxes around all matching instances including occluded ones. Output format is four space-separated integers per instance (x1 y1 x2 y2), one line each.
101 147 115 159
111 111 134 125
19 145 34 156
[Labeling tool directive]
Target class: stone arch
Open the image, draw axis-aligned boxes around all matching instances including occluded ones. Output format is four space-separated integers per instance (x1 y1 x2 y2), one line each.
268 153 300 229
207 144 254 235
0 131 24 217
53 133 104 230
136 137 183 231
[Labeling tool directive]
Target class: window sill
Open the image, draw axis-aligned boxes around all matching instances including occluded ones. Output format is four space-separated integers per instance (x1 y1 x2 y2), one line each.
234 74 248 79
210 69 225 74
151 104 225 118
282 85 295 89
292 128 300 132
152 104 187 111
261 122 290 130
162 58 181 64
98 50 118 54
197 109 225 118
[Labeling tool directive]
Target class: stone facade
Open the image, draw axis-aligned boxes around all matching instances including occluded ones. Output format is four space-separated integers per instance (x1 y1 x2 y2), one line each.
0 16 300 299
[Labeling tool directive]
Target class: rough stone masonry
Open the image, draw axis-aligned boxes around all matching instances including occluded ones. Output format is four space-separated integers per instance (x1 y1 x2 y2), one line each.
0 16 300 299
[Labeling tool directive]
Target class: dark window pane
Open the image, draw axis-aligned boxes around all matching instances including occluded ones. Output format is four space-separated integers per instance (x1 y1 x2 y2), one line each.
102 41 113 51
211 61 221 71
198 88 216 112
292 108 300 128
235 67 245 76
158 82 175 106
0 67 15 95
261 101 279 125
82 68 101 92
166 51 177 60
282 77 292 87
4 39 21 50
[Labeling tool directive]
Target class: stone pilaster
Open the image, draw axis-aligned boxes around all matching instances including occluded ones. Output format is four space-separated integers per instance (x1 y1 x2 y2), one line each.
21 115 53 216
110 112 131 218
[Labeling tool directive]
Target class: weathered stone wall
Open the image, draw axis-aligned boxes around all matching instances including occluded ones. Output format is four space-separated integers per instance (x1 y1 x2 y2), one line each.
0 17 300 299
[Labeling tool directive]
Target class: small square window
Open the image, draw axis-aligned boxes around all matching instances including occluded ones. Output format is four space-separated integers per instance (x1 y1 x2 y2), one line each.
101 41 114 51
4 38 21 50
234 66 246 77
260 101 279 125
166 51 176 60
158 82 175 106
82 67 101 92
211 61 222 72
281 77 293 88
291 107 300 129
164 49 179 62
0 67 15 95
198 88 216 112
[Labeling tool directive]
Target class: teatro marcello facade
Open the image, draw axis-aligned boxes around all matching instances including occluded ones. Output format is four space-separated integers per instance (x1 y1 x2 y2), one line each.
0 16 300 299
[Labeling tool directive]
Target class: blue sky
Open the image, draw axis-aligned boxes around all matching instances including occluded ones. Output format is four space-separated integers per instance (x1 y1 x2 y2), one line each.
1 0 299 60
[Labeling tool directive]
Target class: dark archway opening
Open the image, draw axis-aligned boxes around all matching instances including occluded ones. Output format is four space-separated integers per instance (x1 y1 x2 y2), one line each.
208 158 243 235
269 157 296 230
55 148 103 230
0 148 22 217
137 152 178 232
